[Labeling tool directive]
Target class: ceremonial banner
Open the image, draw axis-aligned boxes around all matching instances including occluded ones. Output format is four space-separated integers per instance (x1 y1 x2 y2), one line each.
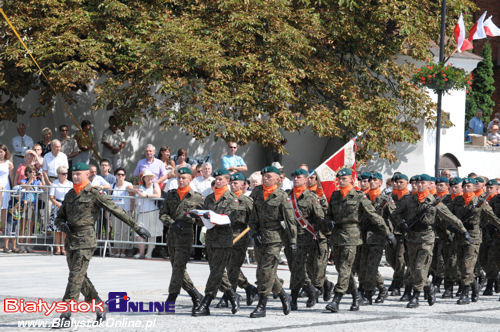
188 210 231 229
455 13 473 52
484 16 500 37
468 11 488 41
314 138 357 202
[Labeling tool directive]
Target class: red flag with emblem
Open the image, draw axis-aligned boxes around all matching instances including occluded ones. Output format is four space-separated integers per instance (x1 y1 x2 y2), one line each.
313 138 357 202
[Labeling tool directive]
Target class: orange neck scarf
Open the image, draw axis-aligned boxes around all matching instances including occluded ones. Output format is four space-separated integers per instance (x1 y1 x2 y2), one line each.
416 190 429 203
362 188 370 194
451 192 463 200
263 184 278 201
177 186 190 201
233 190 243 198
429 188 437 195
340 185 353 198
308 184 324 198
436 190 449 198
487 192 497 201
293 185 307 199
474 189 484 197
213 186 228 202
368 188 381 202
308 184 317 192
463 192 475 206
73 180 89 195
393 188 409 200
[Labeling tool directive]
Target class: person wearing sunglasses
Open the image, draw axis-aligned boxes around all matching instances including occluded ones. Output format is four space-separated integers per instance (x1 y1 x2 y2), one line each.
221 142 247 175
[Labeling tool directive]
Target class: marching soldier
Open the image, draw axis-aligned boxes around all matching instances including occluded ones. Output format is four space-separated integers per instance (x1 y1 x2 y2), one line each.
450 178 500 304
55 162 151 326
325 168 390 313
193 168 240 316
358 172 396 305
483 179 500 296
392 174 473 308
288 168 326 310
159 167 204 313
249 166 297 318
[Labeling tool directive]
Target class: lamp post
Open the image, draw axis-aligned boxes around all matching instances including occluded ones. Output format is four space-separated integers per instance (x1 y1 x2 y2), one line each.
435 0 447 178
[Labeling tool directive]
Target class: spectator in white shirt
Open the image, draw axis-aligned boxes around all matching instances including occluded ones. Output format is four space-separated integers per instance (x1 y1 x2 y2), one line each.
272 162 292 191
191 162 215 197
42 139 68 186
487 125 500 146
12 123 34 171
89 164 111 190
49 166 73 255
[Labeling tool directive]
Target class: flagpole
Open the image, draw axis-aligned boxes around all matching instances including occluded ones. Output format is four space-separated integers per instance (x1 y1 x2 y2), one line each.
435 0 447 178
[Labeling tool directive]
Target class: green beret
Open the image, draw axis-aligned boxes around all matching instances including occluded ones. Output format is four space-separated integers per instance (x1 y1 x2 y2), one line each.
475 177 485 183
230 172 245 182
336 168 352 177
392 173 408 181
213 168 230 177
358 172 371 180
72 162 90 171
370 172 383 180
462 177 477 185
450 177 463 186
291 168 308 177
177 167 192 175
261 166 281 175
436 177 449 184
430 176 436 182
417 174 432 182
486 179 499 186
409 175 418 182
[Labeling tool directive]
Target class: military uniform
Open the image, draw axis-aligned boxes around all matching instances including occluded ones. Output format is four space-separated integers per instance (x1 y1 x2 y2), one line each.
485 193 500 295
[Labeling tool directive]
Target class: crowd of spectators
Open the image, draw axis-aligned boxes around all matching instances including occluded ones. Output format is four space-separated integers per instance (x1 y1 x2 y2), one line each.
466 110 500 146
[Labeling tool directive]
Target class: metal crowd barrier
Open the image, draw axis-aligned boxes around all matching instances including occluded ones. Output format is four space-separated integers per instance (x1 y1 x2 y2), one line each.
0 186 206 257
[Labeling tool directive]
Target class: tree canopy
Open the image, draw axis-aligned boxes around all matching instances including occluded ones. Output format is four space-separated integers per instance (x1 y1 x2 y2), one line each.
0 0 476 162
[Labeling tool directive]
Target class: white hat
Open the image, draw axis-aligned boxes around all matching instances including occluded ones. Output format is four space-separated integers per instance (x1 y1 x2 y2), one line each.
271 162 284 169
141 170 155 179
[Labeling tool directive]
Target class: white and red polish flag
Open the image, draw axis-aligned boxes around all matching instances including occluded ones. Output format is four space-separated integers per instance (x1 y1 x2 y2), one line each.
455 13 473 52
484 16 500 37
314 137 358 202
468 11 488 41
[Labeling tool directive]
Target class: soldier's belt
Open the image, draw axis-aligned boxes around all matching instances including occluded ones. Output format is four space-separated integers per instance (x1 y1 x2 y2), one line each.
70 225 95 232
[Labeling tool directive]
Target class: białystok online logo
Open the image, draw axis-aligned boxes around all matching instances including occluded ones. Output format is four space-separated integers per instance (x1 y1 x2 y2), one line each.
105 292 174 313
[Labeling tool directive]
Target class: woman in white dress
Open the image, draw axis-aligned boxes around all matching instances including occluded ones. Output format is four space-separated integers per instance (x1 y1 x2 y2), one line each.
49 166 73 255
0 144 14 242
132 170 161 259
111 167 134 257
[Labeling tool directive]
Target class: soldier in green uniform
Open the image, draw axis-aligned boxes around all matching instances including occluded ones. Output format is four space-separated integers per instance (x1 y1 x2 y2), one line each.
287 168 327 310
450 178 500 304
192 168 240 316
449 177 466 297
325 168 390 313
249 166 297 318
392 174 473 308
55 162 151 325
386 173 410 297
358 172 396 305
159 167 204 313
483 179 500 296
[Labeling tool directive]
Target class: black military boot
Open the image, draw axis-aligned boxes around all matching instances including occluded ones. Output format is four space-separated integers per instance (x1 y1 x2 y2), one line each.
215 294 229 308
291 289 299 311
483 279 494 296
399 286 412 302
406 290 420 308
158 293 178 315
274 278 285 299
323 279 334 301
477 272 486 290
250 296 267 318
245 284 258 305
457 286 470 305
305 284 320 308
390 287 401 296
424 284 436 306
225 289 240 314
326 292 343 313
52 312 71 329
456 284 464 297
358 287 369 306
187 288 203 312
471 280 479 302
433 277 442 293
277 289 291 315
388 280 396 293
299 285 307 297
365 289 375 305
375 287 388 303
192 294 214 316
495 278 500 293
442 281 454 298
350 289 360 311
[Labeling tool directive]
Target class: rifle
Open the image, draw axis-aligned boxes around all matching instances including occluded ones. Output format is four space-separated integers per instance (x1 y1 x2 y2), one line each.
400 201 433 232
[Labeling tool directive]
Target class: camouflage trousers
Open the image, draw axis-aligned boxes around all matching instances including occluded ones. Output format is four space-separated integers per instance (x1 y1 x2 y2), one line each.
479 236 499 280
204 246 232 297
219 244 251 290
441 238 458 284
430 238 445 280
332 245 358 294
168 245 196 295
255 243 283 297
456 241 480 286
62 248 100 303
406 240 434 292
358 244 385 291
385 234 406 288
290 238 328 291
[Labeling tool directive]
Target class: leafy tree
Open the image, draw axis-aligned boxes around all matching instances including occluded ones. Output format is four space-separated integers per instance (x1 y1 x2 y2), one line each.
465 42 495 127
0 0 475 162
